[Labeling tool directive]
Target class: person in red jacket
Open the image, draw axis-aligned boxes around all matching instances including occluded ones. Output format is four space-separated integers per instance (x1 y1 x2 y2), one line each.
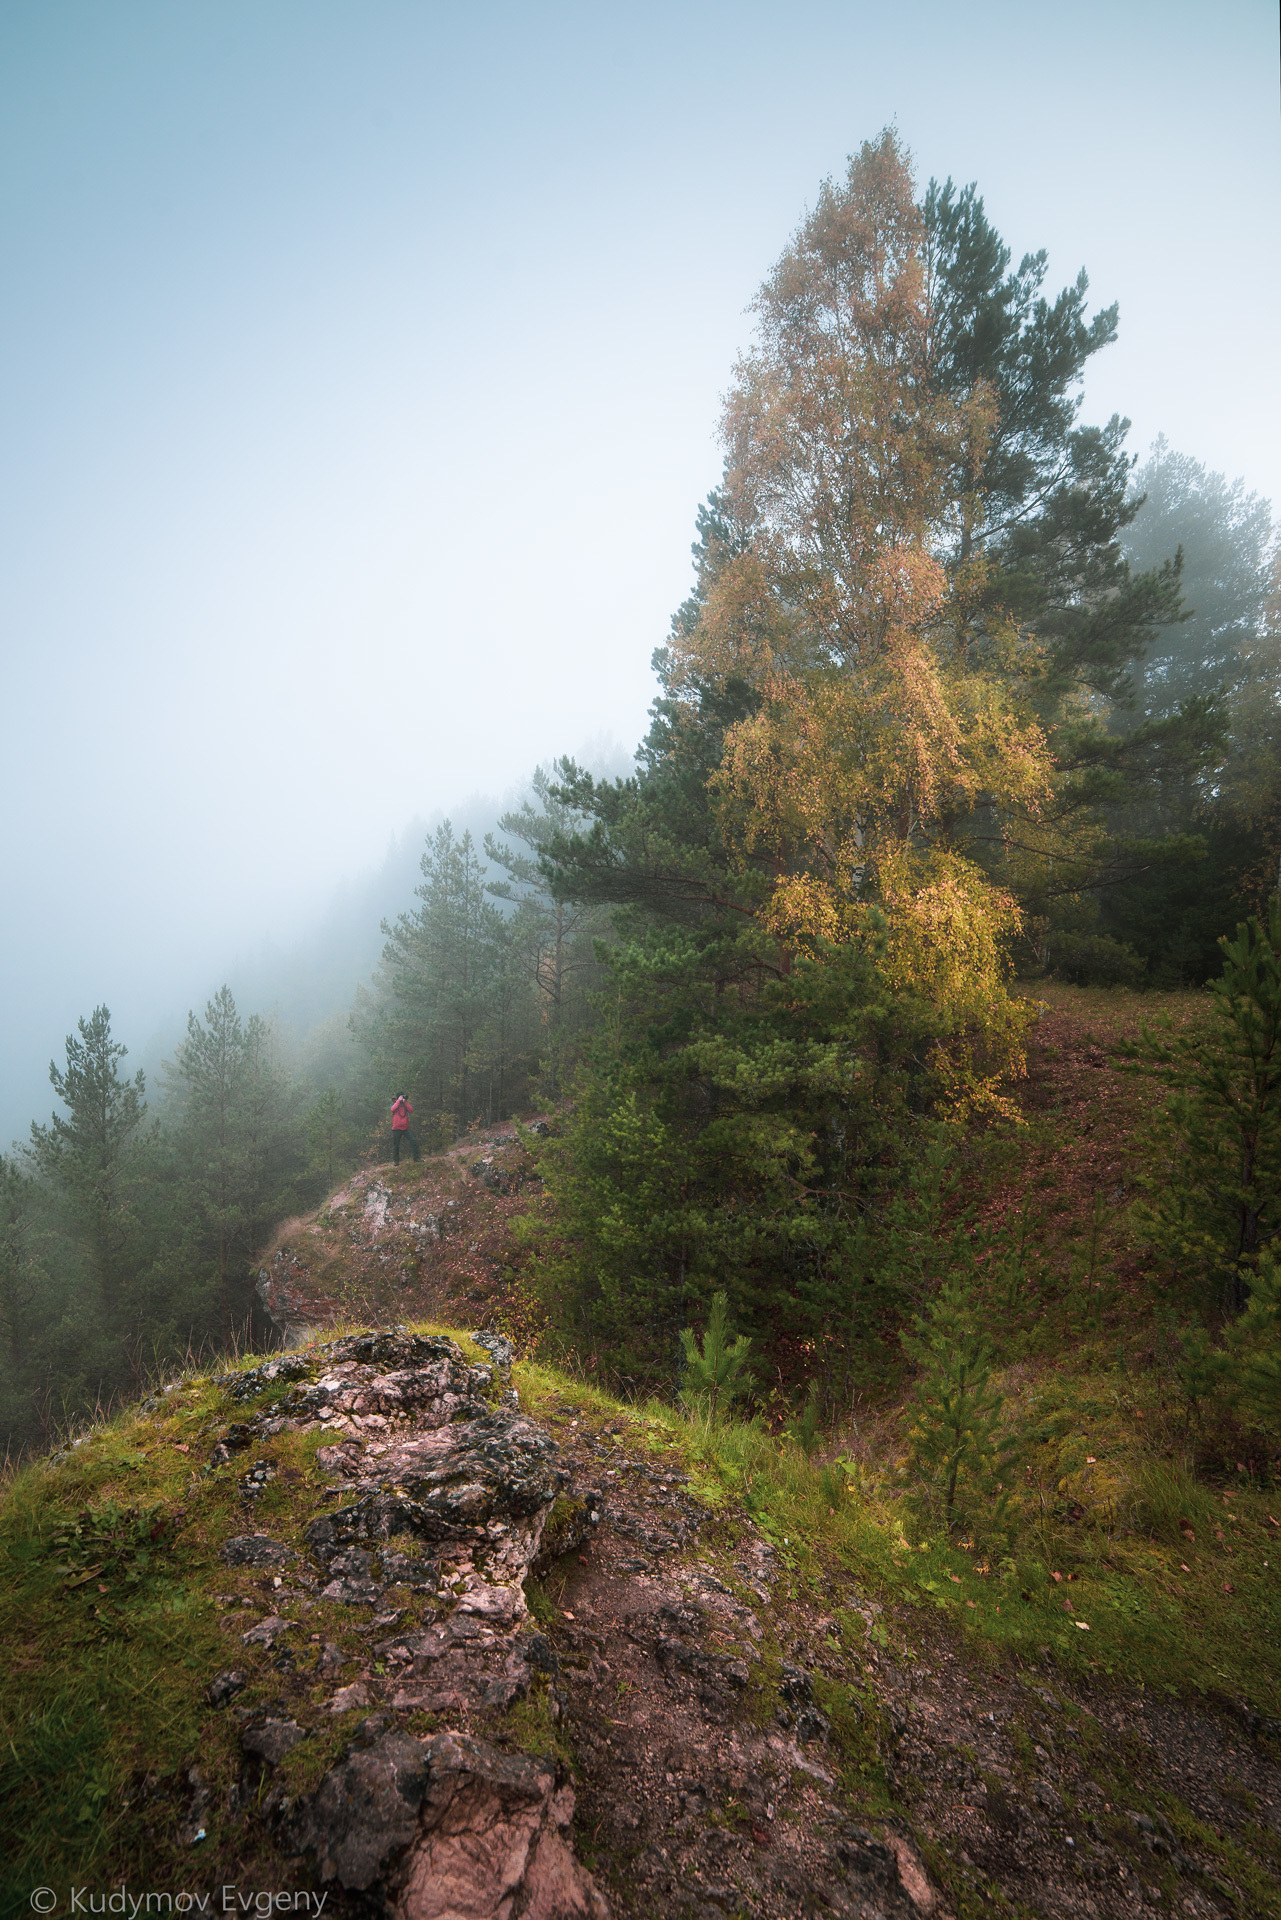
390 1091 419 1165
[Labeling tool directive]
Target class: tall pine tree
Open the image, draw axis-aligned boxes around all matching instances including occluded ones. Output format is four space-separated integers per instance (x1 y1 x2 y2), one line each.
30 1006 146 1318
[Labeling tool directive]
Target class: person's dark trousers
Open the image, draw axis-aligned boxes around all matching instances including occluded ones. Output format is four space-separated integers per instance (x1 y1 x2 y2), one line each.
392 1129 420 1165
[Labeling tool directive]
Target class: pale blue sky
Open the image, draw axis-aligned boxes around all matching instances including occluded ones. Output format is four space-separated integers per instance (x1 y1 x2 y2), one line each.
2 0 1278 1138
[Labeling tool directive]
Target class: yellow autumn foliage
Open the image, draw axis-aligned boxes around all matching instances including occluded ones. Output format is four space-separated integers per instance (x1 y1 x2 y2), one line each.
666 128 1054 1108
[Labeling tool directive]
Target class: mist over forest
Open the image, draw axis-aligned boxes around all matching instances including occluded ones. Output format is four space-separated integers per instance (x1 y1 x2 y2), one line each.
5 27 1281 1897
3 120 1278 1455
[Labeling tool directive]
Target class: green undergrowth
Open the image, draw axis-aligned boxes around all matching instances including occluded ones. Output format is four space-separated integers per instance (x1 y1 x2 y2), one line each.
3 1322 1279 1916
514 1360 1281 1715
0 1320 494 1913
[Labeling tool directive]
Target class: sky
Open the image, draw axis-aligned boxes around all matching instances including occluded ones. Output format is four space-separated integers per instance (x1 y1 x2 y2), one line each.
2 0 1279 1143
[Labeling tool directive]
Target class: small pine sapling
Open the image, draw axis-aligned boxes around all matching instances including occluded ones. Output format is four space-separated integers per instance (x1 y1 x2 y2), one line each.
901 1276 1019 1535
1156 1307 1227 1433
784 1379 823 1457
679 1290 755 1421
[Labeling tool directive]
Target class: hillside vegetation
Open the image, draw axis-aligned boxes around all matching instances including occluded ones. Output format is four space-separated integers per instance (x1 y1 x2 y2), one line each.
3 124 1280 1917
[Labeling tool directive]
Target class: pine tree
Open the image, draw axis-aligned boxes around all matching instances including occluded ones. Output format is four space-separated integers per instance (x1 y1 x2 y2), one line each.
901 1276 1018 1532
679 1290 755 1421
375 822 514 1128
1123 439 1274 721
29 1005 146 1317
1127 901 1281 1309
1223 1251 1281 1436
305 1087 346 1192
167 988 295 1337
484 765 609 1098
522 927 942 1382
0 1154 38 1378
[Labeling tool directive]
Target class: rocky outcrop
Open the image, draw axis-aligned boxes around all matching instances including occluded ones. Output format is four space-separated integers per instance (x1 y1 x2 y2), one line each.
209 1329 607 1917
287 1728 607 1918
253 1132 547 1348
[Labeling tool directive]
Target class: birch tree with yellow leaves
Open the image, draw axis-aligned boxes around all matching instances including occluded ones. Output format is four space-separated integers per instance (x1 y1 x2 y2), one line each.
667 129 1053 1103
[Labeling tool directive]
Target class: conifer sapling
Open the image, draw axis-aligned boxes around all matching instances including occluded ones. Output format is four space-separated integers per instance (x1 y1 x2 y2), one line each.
679 1290 755 1421
901 1276 1018 1532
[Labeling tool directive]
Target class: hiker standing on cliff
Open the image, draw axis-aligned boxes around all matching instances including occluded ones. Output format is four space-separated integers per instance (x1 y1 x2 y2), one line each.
390 1091 419 1165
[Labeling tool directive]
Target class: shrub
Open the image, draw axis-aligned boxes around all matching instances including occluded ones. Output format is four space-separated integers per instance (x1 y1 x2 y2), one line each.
1049 929 1147 988
1126 901 1281 1310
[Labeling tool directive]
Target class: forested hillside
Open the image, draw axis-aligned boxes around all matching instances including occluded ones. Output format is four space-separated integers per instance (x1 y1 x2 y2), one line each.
2 128 1278 1481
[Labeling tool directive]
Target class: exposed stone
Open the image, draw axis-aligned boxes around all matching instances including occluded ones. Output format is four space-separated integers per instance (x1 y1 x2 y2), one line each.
241 1614 296 1647
206 1670 246 1707
219 1534 297 1569
304 1402 565 1594
885 1834 937 1914
795 1705 832 1743
472 1329 515 1372
176 1764 212 1848
207 1422 259 1466
454 1579 522 1623
325 1682 373 1714
285 1730 430 1887
287 1727 607 1917
393 1732 608 1919
779 1662 814 1707
216 1354 315 1403
321 1576 384 1606
242 1718 308 1764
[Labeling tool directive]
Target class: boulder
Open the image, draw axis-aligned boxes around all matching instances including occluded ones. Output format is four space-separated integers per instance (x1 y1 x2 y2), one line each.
286 1728 608 1917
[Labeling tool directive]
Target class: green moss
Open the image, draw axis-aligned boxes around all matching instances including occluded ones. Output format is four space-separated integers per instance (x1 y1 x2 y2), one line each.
523 1578 559 1627
540 1493 589 1559
498 1679 576 1769
0 1324 513 1905
811 1671 887 1799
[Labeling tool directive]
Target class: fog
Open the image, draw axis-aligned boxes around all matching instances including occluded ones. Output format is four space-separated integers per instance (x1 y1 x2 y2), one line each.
2 0 1278 1145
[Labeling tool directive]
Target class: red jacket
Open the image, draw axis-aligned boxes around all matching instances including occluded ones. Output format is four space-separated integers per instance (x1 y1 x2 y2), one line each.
391 1097 413 1131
